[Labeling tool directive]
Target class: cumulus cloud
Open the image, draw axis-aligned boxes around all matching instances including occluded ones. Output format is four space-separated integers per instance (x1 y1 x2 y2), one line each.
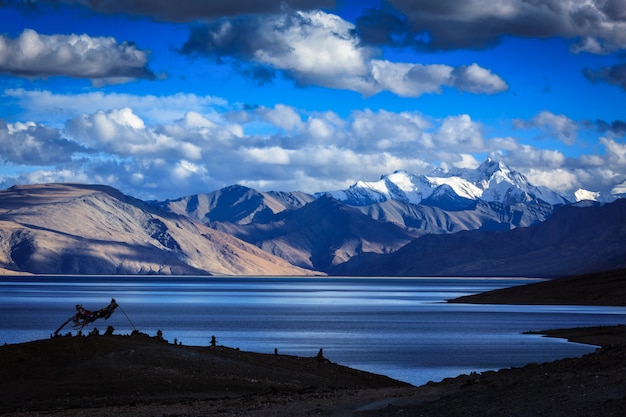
0 119 87 165
257 104 305 132
435 114 487 151
600 137 626 166
182 10 379 93
583 63 626 90
505 145 567 168
37 0 335 22
181 10 507 97
524 168 580 194
0 29 155 85
513 111 579 145
65 108 248 160
450 64 509 94
2 98 625 200
358 0 626 53
349 108 432 151
494 134 626 198
371 61 508 97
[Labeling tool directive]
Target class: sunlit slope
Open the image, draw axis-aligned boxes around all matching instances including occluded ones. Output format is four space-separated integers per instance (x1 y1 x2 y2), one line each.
0 183 319 275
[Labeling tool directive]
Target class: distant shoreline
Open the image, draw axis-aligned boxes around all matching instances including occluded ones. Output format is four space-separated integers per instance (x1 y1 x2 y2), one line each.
448 268 626 306
529 324 626 347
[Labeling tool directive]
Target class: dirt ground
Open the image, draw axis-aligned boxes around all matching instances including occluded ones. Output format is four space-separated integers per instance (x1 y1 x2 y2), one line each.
0 325 624 417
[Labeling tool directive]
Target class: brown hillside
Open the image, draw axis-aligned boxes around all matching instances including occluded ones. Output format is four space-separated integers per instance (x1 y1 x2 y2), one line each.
0 183 318 276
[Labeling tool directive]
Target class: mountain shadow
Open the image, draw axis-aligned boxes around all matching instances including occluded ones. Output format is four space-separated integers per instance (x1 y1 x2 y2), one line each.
334 199 626 277
211 195 420 272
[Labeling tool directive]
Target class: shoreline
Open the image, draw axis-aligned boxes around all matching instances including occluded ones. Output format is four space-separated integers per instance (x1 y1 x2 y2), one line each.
1 324 624 416
448 268 626 306
526 324 626 347
1 269 624 416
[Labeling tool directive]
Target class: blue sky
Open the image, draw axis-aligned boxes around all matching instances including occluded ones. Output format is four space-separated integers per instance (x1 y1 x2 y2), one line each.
0 0 625 200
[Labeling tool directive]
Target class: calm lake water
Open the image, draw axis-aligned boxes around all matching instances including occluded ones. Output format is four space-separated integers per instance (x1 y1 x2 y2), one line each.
1 276 624 386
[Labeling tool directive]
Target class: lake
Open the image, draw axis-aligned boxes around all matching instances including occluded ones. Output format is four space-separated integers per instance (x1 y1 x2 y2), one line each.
1 276 624 386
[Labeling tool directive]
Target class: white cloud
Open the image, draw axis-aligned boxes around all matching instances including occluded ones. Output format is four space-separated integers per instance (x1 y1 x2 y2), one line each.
525 168 580 193
0 29 154 84
243 146 293 165
180 112 215 129
450 64 509 94
252 11 376 91
5 89 228 125
600 137 626 165
0 119 86 165
2 96 626 200
349 109 433 152
371 61 450 96
506 145 567 167
306 117 335 141
497 136 626 197
453 154 481 169
65 108 203 160
258 104 304 132
22 169 91 184
172 160 207 181
514 110 578 145
182 10 508 97
371 61 508 97
435 114 486 151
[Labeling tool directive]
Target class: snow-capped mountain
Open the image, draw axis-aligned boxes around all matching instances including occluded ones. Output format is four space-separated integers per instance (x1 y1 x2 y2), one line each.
569 182 625 203
574 189 602 202
321 159 570 207
323 171 447 206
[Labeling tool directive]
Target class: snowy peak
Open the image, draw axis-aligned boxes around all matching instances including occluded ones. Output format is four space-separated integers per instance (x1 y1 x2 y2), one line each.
477 158 510 179
384 170 435 204
323 170 438 206
427 176 483 201
325 159 570 207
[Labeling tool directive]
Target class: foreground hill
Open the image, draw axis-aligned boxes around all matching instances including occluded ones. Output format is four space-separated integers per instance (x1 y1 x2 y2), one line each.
0 327 623 417
0 333 408 415
336 199 626 277
0 184 317 276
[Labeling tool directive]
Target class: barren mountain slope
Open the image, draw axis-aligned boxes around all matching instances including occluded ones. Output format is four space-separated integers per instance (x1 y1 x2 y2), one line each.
0 184 318 276
337 199 626 277
212 196 420 271
156 184 315 224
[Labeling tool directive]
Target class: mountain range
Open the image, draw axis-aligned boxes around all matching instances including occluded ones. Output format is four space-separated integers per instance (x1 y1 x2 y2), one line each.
320 159 571 207
1 159 625 276
0 184 315 276
332 199 626 277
